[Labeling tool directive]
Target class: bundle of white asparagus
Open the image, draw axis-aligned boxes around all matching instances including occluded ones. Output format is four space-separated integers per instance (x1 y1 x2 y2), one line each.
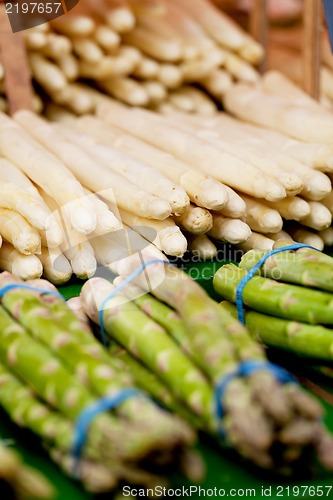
0 66 332 284
8 0 263 117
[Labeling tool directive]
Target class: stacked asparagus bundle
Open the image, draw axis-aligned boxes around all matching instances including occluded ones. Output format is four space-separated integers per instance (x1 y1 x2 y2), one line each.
0 271 199 493
0 443 54 499
18 0 262 117
79 252 333 474
213 242 333 363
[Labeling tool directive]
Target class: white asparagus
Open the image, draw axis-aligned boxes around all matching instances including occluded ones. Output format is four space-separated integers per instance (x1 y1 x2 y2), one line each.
107 0 136 33
300 202 332 231
123 27 184 62
208 214 251 244
169 91 196 113
241 196 283 234
220 186 246 219
16 112 171 221
0 208 41 255
0 165 65 249
261 71 325 113
97 102 287 202
177 87 217 115
322 191 333 214
29 53 67 94
67 297 89 323
94 25 121 51
38 246 72 285
180 52 224 82
200 69 233 99
143 81 167 104
72 37 104 63
51 15 96 37
264 197 311 221
269 230 294 242
7 112 96 235
191 115 330 200
182 111 333 173
57 54 80 82
57 124 188 215
99 77 150 106
224 82 333 144
51 84 95 115
78 55 136 80
173 205 213 235
119 209 188 257
91 228 164 269
175 0 247 51
167 113 303 196
287 226 325 251
74 116 230 211
0 180 51 232
133 56 160 80
43 34 72 60
64 243 97 280
237 233 274 252
24 31 47 50
157 64 183 89
187 234 217 260
319 227 333 247
222 50 260 84
84 190 121 236
0 242 43 280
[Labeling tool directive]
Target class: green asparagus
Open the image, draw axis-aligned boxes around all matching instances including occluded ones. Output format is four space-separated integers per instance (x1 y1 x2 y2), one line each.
240 246 333 292
213 263 333 324
0 274 195 449
221 301 333 361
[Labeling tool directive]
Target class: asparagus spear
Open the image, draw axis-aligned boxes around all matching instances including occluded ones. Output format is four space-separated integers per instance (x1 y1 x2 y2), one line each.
81 277 215 427
221 301 333 361
213 263 333 324
0 303 177 463
0 274 195 453
239 246 333 292
107 341 198 424
0 444 55 500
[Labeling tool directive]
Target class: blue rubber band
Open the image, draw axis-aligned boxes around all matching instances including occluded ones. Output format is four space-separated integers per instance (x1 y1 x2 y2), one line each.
72 387 142 477
0 283 65 301
99 259 173 347
235 243 320 324
215 360 297 431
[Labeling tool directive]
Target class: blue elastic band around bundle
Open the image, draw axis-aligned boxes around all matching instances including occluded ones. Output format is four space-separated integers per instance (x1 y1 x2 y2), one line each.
72 387 142 477
0 283 65 301
215 360 297 431
235 243 321 325
99 259 173 347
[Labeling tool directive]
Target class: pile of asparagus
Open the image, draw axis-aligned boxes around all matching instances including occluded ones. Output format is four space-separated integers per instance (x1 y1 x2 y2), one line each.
214 241 333 363
0 443 54 499
1 78 333 284
14 0 262 117
0 271 199 493
76 251 333 474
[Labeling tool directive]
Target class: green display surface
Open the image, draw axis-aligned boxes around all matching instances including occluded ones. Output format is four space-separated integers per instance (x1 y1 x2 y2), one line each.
2 259 333 500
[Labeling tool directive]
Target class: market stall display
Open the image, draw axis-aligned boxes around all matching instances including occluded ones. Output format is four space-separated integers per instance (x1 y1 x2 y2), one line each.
0 0 333 498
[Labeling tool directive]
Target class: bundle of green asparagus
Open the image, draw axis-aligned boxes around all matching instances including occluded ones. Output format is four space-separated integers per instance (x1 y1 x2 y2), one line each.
0 271 200 493
0 443 54 499
213 242 333 362
79 253 333 474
